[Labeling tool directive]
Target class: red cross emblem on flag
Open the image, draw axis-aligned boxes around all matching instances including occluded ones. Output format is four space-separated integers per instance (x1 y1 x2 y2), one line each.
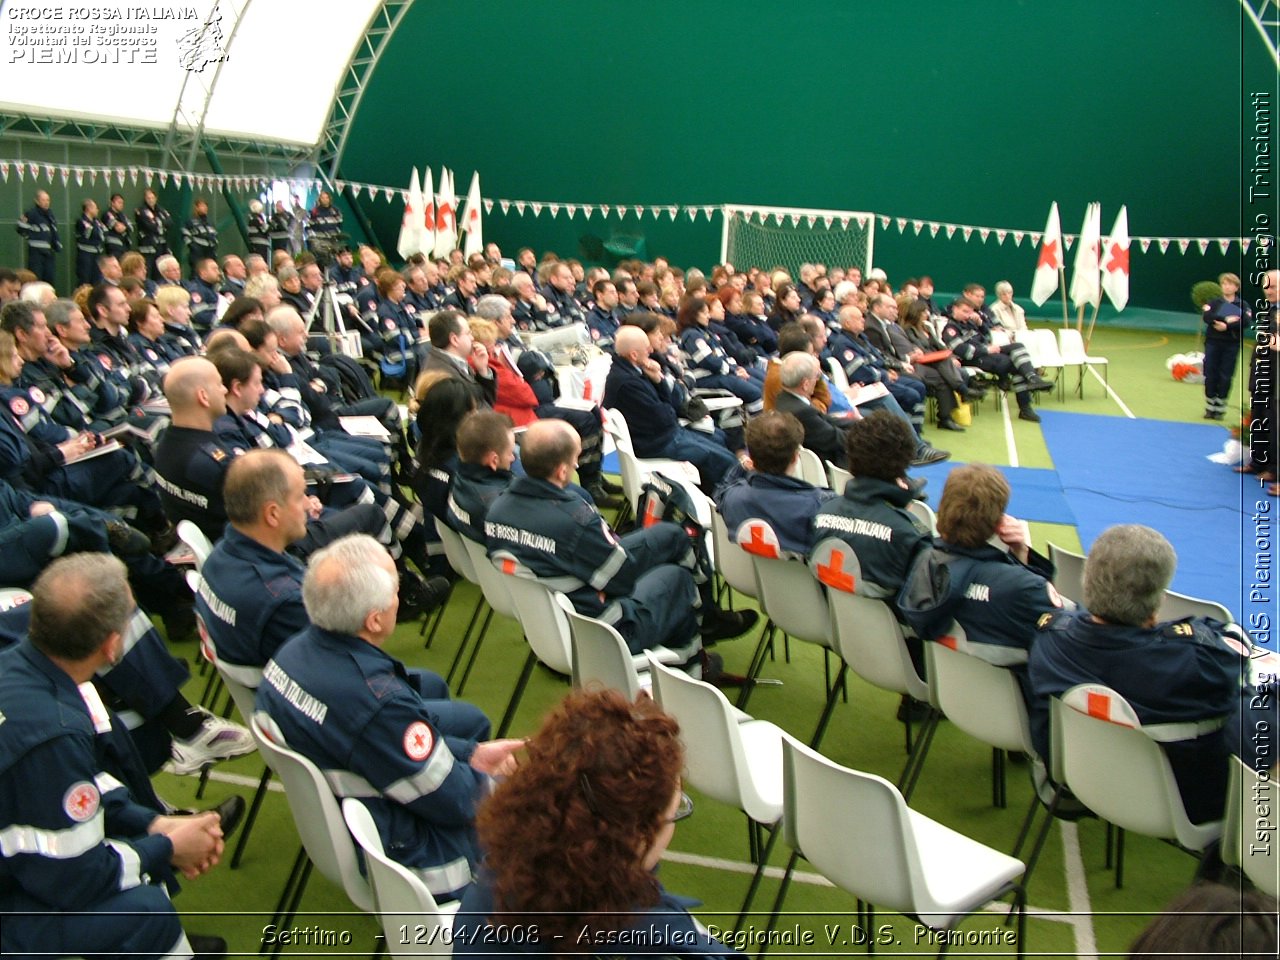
403 721 434 761
63 781 100 822
1037 239 1060 271
1104 242 1129 275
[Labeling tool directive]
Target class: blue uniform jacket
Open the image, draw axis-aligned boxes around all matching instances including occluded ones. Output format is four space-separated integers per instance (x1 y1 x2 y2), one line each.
825 330 890 386
185 277 221 331
812 476 929 598
714 466 836 556
15 206 59 252
1028 610 1244 824
447 462 514 544
724 312 778 355
679 326 735 380
256 625 487 899
585 304 619 345
197 526 308 667
602 358 680 458
1202 295 1251 342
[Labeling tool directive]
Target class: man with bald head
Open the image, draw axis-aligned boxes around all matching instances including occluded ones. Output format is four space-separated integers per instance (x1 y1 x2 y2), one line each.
485 420 756 657
603 325 738 489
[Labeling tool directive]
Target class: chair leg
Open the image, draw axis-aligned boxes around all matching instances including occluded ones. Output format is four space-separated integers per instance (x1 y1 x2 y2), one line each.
265 846 311 955
757 849 800 957
898 709 940 802
1114 826 1125 888
195 764 211 800
456 611 494 694
1020 785 1063 892
419 599 446 648
198 665 220 708
496 649 537 738
992 748 1006 809
735 822 781 930
1010 791 1042 860
1104 821 1114 868
446 600 489 687
231 765 273 869
809 662 848 750
736 620 775 711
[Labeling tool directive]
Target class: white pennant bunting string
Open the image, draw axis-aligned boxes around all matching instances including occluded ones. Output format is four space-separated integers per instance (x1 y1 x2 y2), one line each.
1242 238 1252 254
566 204 577 219
1178 239 1191 254
499 200 510 214
1196 239 1209 255
961 226 972 241
583 205 595 219
483 199 494 214
530 202 543 216
1139 238 1151 253
1217 238 1231 255
896 218 907 233
1012 231 1024 247
618 207 627 220
996 230 1006 245
514 201 527 216
1158 239 1170 254
548 203 559 218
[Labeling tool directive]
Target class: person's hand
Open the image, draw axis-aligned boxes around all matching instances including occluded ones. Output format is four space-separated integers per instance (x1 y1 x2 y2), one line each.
305 495 323 520
152 812 224 879
641 358 663 383
735 367 750 380
908 349 924 360
887 370 898 382
269 351 292 375
58 432 97 462
470 739 525 777
1213 321 1227 332
470 342 490 376
996 514 1031 563
29 501 56 517
902 362 915 374
988 345 1000 354
533 293 547 311
47 339 73 369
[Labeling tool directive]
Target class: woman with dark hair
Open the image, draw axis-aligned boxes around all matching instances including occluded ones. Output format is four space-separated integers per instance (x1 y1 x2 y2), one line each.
413 373 478 509
376 267 423 381
766 283 803 333
126 297 183 376
676 298 763 416
455 689 740 959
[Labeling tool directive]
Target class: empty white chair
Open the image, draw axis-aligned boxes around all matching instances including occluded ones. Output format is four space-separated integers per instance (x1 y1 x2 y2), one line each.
826 461 851 491
793 446 829 488
1047 541 1086 605
342 798 461 957
602 407 700 523
905 498 937 536
1223 754 1280 898
1057 327 1109 398
709 507 773 706
762 735 1027 959
646 654 785 925
564 594 680 698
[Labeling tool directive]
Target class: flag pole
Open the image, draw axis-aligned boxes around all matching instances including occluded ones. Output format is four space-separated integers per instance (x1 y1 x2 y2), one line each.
1058 267 1070 328
1084 302 1101 349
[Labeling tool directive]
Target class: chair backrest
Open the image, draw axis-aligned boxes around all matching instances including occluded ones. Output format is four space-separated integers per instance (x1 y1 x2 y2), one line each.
176 519 214 571
1047 542 1086 605
435 516 478 585
0 587 32 612
1052 686 1221 851
905 499 937 536
1158 589 1233 624
926 640 1034 756
647 654 781 825
710 507 758 599
781 736 918 913
826 356 850 391
1223 755 1280 898
565 596 643 699
1056 328 1088 364
461 536 517 620
826 461 852 492
795 446 830 489
810 538 927 702
493 561 573 675
736 518 831 648
581 353 613 403
342 798 457 957
250 713 375 911
1032 328 1064 366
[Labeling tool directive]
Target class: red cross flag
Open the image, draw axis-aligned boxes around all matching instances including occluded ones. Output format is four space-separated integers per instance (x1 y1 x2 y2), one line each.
460 171 484 259
1068 202 1103 310
397 167 424 261
432 168 457 259
1100 205 1130 312
421 166 436 257
1029 202 1063 306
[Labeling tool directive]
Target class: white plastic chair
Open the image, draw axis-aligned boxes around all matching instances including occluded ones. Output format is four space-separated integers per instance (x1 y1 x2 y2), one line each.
342 798 461 957
825 356 850 392
430 519 491 683
1051 685 1224 887
646 654 786 926
905 498 937 536
564 595 680 698
1057 328 1109 398
602 407 700 523
454 535 519 695
1223 755 1280 898
250 713 374 954
810 538 938 793
176 519 214 571
1047 542 1086 605
762 736 1026 958
737 518 836 730
1158 588 1233 624
709 507 773 706
792 446 830 488
489 560 574 736
826 461 851 491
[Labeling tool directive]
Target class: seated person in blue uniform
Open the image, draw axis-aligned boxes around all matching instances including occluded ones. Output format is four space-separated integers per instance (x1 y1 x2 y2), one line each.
446 410 517 543
898 463 1062 683
0 554 229 960
714 410 836 556
485 420 755 657
1028 524 1245 825
196 449 311 668
255 534 523 902
603 326 739 490
455 688 742 960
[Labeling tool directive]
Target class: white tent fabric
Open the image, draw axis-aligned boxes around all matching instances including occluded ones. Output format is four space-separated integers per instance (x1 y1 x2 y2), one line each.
0 0 383 147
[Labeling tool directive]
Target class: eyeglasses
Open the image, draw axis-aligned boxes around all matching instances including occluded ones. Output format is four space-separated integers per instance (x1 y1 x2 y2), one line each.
666 791 694 824
579 774 692 824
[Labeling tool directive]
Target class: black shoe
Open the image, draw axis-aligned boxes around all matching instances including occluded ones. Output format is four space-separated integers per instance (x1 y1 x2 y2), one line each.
700 608 760 643
398 572 452 622
961 386 987 402
1026 376 1055 393
588 483 624 508
188 934 227 960
896 695 931 723
162 606 196 645
906 476 928 501
599 477 624 494
1017 407 1042 423
700 650 749 688
210 795 246 840
910 445 950 466
106 521 152 558
149 522 180 556
936 418 965 432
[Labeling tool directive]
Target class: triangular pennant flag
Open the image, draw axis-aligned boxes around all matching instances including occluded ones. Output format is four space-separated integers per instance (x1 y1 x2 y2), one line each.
15 164 24 181
1242 238 1252 254
789 214 801 227
913 220 924 235
600 204 611 218
382 187 394 202
648 206 662 219
0 162 8 182
566 204 577 219
29 163 40 178
159 172 169 187
88 169 98 185
1158 239 1170 254
530 202 543 216
667 206 678 221
483 198 494 214
979 228 990 243
128 168 138 185
583 205 595 219
1012 230 1024 247
1217 238 1231 255
548 204 560 218
879 215 890 229
1063 234 1073 250
962 227 973 241
996 229 1007 245
1139 238 1152 253
703 206 717 220
43 165 53 181
686 207 698 221
805 215 817 228
75 169 83 186
928 222 940 237
618 206 627 220
1177 239 1191 254
635 205 645 219
500 200 511 214
839 217 851 229
945 225 957 239
823 216 834 229
514 201 527 215
1196 239 1210 255
773 213 785 226
59 167 69 185
896 218 907 233
114 168 124 185
856 216 868 229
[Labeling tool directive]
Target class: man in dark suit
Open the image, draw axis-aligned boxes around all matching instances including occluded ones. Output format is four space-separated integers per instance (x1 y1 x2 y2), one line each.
774 351 854 467
422 308 497 408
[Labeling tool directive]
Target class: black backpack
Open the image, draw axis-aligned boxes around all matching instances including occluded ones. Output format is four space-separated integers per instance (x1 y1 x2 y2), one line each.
636 471 713 588
319 353 379 405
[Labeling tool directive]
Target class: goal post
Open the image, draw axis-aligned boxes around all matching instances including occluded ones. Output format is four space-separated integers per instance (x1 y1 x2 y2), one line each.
720 203 876 276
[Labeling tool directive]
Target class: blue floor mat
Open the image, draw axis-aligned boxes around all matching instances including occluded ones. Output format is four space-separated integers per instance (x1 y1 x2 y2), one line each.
1038 411 1261 625
911 462 1076 526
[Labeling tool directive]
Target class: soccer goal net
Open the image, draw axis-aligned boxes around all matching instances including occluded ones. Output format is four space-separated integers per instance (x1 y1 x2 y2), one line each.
720 204 876 276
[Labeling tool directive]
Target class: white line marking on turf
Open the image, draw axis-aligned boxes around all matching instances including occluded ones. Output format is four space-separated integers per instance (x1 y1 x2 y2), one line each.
1090 366 1134 419
1002 395 1020 467
204 769 284 792
1059 821 1099 959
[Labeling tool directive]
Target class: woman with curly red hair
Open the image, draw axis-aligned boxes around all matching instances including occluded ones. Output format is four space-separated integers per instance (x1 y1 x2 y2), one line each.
454 689 740 959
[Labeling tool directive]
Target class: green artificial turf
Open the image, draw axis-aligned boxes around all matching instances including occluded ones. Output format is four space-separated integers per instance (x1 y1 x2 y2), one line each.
157 323 1243 957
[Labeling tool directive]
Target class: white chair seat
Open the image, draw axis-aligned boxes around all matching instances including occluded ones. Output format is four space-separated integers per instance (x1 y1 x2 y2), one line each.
737 719 786 819
907 809 1027 928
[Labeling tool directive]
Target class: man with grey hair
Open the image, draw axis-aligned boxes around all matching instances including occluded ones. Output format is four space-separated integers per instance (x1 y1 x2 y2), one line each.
0 553 231 959
1028 524 1244 825
256 534 522 901
774 351 854 467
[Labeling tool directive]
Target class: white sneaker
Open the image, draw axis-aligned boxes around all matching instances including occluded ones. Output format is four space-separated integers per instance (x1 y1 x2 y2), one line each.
166 709 256 775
